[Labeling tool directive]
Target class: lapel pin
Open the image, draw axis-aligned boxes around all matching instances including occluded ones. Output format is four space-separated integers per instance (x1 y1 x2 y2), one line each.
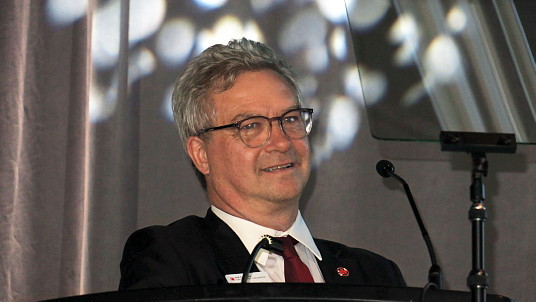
337 267 350 277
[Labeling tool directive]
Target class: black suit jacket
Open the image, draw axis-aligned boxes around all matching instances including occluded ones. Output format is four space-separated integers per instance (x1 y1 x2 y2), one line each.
119 209 405 290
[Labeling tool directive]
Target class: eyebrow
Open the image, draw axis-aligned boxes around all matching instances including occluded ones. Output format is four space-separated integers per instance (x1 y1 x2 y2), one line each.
229 105 301 122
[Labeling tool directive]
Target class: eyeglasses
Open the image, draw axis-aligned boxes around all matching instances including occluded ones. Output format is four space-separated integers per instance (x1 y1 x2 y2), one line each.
196 108 314 148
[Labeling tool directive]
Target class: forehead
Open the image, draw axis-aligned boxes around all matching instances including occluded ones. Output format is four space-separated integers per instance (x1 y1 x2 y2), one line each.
212 70 299 121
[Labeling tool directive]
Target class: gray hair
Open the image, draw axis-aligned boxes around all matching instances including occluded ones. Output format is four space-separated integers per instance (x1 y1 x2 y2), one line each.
171 38 302 152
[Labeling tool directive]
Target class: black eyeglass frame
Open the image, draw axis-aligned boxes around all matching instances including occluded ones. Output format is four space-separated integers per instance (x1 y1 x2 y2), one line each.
195 108 314 147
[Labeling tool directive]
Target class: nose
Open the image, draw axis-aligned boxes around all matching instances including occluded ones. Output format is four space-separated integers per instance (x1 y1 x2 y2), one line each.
264 119 291 152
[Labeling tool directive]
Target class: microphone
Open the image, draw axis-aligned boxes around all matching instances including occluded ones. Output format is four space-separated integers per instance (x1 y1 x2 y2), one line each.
241 235 283 284
376 160 443 289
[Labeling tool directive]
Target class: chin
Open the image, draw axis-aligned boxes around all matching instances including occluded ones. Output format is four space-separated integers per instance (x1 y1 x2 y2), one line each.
265 184 304 202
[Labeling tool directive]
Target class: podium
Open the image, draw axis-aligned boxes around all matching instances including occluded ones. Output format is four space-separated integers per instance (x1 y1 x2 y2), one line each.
44 284 513 301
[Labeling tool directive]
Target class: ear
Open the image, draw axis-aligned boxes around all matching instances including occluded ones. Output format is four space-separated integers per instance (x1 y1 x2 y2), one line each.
186 136 210 175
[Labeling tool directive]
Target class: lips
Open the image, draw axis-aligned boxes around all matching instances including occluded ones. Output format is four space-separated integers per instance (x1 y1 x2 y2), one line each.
262 163 294 172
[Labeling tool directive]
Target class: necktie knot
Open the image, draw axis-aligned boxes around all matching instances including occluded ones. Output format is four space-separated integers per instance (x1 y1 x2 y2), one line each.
278 236 299 259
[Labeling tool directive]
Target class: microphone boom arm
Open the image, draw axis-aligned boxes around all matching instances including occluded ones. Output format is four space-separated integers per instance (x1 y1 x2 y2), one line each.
376 160 443 289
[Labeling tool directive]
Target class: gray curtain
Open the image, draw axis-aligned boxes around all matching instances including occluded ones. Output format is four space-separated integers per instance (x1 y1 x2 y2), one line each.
1 0 90 298
1 1 535 301
0 0 137 299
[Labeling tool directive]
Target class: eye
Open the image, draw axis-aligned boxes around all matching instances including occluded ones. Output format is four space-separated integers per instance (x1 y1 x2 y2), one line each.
283 114 300 124
240 120 263 131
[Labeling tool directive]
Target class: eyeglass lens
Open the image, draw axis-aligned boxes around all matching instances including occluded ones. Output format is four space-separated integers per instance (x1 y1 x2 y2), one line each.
238 109 312 147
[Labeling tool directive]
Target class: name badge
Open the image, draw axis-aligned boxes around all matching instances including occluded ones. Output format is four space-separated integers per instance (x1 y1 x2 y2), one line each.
225 272 271 283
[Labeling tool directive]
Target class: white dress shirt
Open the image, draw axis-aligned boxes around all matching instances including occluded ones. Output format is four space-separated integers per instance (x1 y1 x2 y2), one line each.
211 205 325 283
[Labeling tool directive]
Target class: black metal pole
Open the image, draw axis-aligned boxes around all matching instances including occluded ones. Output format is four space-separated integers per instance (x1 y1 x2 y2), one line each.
468 152 489 302
440 131 516 302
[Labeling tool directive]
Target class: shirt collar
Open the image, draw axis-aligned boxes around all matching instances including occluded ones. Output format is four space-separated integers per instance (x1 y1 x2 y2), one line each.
211 205 322 261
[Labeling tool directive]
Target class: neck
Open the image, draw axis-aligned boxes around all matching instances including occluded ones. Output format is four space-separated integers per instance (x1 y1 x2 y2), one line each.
241 206 299 231
208 191 299 231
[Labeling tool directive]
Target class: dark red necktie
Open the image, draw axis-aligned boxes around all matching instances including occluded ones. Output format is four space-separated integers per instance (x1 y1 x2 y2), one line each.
278 236 314 283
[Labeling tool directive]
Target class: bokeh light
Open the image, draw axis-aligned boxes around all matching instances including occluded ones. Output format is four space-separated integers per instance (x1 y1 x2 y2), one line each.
447 6 467 34
89 82 116 123
317 0 350 24
250 0 284 14
128 47 156 85
424 35 461 84
389 14 420 67
45 0 88 27
156 18 196 67
305 44 329 74
129 0 167 45
347 0 391 32
330 26 348 61
359 66 387 106
91 0 121 70
326 96 360 150
194 0 228 11
195 15 264 55
279 8 328 55
343 66 363 101
161 85 175 123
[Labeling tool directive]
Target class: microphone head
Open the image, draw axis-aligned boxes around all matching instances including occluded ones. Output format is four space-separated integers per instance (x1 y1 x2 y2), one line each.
260 235 283 253
376 160 395 178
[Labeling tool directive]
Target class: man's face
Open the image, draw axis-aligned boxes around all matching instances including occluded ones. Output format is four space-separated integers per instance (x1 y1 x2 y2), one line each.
195 70 311 211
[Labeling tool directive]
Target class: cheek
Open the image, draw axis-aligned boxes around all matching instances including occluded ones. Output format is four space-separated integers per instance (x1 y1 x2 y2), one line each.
208 139 259 174
298 141 312 177
296 139 311 161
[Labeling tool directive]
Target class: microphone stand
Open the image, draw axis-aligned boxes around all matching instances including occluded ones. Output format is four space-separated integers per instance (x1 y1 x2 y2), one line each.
241 238 269 284
241 236 283 284
440 131 516 302
398 176 443 289
468 151 489 302
376 160 443 289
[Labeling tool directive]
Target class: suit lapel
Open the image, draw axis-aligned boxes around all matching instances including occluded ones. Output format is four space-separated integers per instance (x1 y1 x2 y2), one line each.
205 209 258 278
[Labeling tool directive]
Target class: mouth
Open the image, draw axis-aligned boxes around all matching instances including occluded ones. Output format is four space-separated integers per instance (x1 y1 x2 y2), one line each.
262 163 294 172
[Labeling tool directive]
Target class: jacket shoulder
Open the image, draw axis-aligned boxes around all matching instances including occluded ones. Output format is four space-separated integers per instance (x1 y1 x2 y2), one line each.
315 238 406 287
119 215 212 289
125 215 207 250
316 238 388 260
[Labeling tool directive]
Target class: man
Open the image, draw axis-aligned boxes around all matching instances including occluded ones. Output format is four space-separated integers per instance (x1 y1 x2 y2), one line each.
119 38 405 289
